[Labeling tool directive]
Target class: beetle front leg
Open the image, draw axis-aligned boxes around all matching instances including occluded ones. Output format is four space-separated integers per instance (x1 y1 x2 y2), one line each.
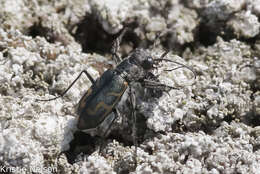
111 28 127 64
142 79 178 92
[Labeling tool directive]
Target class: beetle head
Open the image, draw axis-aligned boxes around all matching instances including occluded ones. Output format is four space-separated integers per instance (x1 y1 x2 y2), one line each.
129 48 196 84
129 49 154 70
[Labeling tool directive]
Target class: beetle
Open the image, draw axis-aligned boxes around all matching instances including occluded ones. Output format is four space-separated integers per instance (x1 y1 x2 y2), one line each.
37 29 196 157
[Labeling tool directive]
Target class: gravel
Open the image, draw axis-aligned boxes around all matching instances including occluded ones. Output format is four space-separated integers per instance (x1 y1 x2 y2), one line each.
0 0 259 173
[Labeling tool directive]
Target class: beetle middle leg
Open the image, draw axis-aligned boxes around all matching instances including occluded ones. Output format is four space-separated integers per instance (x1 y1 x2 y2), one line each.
129 86 138 167
37 70 95 101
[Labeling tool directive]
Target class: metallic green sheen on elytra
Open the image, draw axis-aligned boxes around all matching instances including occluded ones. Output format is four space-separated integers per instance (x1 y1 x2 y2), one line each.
77 69 128 130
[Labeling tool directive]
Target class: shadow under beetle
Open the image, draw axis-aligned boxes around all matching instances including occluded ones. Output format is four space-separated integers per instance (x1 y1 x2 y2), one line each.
37 28 196 164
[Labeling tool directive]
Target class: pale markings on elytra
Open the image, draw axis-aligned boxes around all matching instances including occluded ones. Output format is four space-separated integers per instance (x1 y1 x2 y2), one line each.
79 88 93 109
86 81 128 116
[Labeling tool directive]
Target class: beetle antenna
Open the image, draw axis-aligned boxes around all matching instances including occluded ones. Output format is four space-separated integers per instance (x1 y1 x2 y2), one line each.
154 51 196 81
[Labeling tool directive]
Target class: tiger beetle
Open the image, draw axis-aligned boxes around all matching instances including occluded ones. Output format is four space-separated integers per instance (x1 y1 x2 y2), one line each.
37 28 196 165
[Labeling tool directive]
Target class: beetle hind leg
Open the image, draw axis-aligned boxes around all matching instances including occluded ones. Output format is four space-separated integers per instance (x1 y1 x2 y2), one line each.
36 70 96 102
98 109 120 154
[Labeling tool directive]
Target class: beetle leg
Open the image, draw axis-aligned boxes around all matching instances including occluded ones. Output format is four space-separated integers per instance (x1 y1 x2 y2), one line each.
142 79 178 92
99 109 119 154
111 28 127 64
129 86 137 167
103 109 119 138
37 70 95 101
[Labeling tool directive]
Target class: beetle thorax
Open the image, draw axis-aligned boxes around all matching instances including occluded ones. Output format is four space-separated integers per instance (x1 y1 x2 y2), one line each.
116 49 154 82
116 59 146 82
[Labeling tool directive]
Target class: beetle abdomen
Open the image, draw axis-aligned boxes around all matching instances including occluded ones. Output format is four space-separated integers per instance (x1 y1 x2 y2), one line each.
77 69 128 130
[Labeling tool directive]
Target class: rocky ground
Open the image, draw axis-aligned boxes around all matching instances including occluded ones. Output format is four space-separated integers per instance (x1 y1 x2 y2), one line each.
0 0 259 173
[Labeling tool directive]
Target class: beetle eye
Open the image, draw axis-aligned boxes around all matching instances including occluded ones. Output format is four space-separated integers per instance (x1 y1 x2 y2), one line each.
142 56 154 69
